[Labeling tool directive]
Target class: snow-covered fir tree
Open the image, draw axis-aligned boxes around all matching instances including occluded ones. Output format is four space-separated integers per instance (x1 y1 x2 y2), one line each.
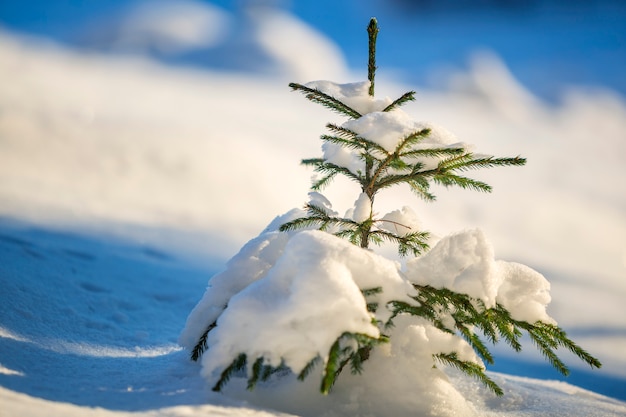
179 18 600 414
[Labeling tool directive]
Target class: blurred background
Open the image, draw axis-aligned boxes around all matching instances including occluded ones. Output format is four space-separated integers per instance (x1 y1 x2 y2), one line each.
0 0 624 401
1 0 625 100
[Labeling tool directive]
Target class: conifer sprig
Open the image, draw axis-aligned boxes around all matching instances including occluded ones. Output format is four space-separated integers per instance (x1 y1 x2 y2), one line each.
434 352 504 396
321 332 388 394
302 159 364 191
289 83 362 119
191 320 217 361
382 91 416 112
212 353 247 392
368 229 430 256
279 203 359 233
367 18 378 97
388 284 602 395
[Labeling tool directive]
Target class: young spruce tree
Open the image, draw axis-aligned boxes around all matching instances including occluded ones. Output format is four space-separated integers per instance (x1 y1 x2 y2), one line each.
190 18 601 397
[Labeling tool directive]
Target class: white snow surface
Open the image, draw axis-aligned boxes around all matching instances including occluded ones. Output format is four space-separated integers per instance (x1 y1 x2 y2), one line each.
199 230 413 381
379 206 422 237
405 229 554 324
350 193 372 223
1 8 626 417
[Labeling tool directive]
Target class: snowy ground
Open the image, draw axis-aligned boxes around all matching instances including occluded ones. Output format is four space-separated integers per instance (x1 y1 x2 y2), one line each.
1 10 626 416
1 220 625 417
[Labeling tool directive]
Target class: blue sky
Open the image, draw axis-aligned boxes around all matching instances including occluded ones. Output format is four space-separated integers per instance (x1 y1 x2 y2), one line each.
1 0 625 101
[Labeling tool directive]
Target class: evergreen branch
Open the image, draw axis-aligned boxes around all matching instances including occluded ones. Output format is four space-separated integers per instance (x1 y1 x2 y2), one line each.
361 287 383 313
320 134 366 151
306 202 334 218
432 173 493 193
456 323 494 364
321 337 343 394
320 332 388 394
212 353 247 392
334 229 363 246
407 178 437 201
289 83 362 119
306 203 359 230
367 18 379 97
247 357 264 390
472 308 500 346
361 287 383 297
302 157 326 166
519 321 601 373
382 91 416 112
369 229 430 257
279 204 359 234
389 300 430 324
440 155 527 172
191 321 217 361
325 124 391 155
525 325 570 375
489 305 522 351
545 324 602 369
374 172 420 190
368 129 430 191
400 147 465 159
298 356 322 381
374 164 492 194
366 302 379 313
434 352 504 396
311 172 339 191
302 158 347 190
405 286 601 381
344 334 386 376
394 128 432 154
412 285 477 330
261 363 281 382
278 216 329 232
309 161 366 188
387 158 409 171
326 123 360 139
320 136 388 163
374 172 437 197
349 347 368 374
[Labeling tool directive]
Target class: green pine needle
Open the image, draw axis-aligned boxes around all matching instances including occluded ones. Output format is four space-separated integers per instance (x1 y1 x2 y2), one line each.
383 91 416 112
289 83 362 119
212 353 247 392
434 352 504 396
367 18 378 97
191 321 217 361
298 356 322 381
432 173 493 193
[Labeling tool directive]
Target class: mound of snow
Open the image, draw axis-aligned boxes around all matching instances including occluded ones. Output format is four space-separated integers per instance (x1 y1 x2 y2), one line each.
181 219 569 416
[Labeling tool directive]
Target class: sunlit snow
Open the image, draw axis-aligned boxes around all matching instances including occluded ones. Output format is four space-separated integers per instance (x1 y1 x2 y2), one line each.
1 3 625 416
